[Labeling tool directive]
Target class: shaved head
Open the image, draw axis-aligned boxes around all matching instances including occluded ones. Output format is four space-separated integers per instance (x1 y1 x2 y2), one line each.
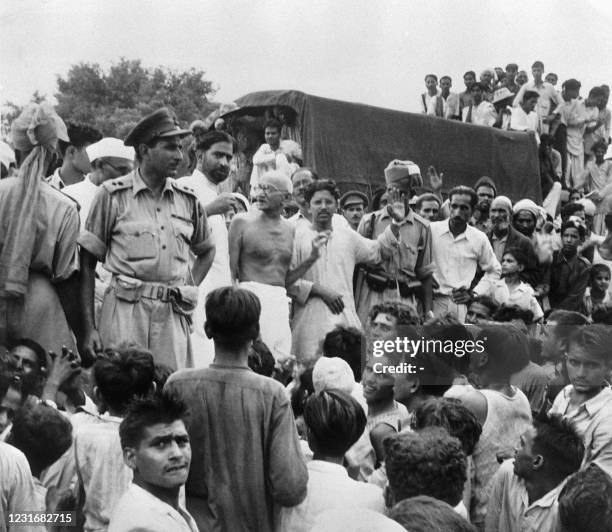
261 170 293 194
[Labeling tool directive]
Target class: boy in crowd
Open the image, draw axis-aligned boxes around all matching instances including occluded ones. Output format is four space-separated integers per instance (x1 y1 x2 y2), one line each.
558 464 612 532
165 287 307 532
8 403 73 513
278 390 384 531
74 347 156 532
548 219 591 311
582 263 612 318
549 324 612 477
485 414 584 532
109 394 197 532
384 427 468 518
390 496 476 532
448 325 532 529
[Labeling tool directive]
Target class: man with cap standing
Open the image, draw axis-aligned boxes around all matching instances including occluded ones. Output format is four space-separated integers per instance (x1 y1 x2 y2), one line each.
78 108 215 370
0 104 83 359
340 190 368 231
462 82 497 127
355 160 433 325
177 130 237 367
487 196 539 287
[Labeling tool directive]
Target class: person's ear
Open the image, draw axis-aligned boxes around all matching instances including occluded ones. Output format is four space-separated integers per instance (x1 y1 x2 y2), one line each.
405 377 421 395
474 351 489 369
204 322 212 339
532 454 544 471
123 447 138 471
149 381 157 395
518 263 525 273
66 145 77 160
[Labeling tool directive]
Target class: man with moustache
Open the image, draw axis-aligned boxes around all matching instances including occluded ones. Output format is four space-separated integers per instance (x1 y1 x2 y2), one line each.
487 196 539 288
79 108 215 369
290 179 403 366
430 186 501 322
229 170 326 365
177 131 238 366
340 190 368 230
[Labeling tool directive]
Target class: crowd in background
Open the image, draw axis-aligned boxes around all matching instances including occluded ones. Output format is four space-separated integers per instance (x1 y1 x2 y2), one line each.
1 58 612 532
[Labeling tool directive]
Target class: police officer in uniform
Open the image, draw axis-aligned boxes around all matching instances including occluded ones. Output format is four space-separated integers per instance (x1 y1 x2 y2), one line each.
79 108 215 369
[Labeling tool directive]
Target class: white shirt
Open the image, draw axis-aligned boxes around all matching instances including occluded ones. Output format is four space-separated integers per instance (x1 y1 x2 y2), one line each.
421 89 441 115
461 101 497 127
513 81 563 134
277 460 385 532
430 220 501 296
250 143 293 188
487 279 544 321
108 483 197 532
45 168 66 189
0 442 45 532
63 176 99 227
177 170 231 367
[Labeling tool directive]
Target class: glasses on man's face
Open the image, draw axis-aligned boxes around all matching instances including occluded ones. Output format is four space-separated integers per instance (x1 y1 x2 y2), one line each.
252 183 280 194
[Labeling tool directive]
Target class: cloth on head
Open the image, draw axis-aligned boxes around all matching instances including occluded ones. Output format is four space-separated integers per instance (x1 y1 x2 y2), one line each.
10 103 68 153
86 138 135 162
512 198 539 219
493 87 514 104
490 195 512 214
1 104 67 298
384 159 422 187
0 142 15 169
312 357 355 395
231 192 250 212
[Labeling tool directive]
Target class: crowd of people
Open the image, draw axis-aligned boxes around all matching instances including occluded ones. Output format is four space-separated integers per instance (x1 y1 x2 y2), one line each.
1 57 612 532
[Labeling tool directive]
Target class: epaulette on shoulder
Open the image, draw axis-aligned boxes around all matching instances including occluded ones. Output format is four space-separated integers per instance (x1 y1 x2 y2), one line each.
170 179 197 198
47 185 81 211
101 175 133 193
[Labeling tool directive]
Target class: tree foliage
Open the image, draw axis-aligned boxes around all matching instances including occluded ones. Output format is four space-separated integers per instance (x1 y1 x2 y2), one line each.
3 58 218 140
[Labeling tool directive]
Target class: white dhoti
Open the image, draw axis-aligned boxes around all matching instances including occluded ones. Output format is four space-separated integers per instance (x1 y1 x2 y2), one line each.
239 281 292 363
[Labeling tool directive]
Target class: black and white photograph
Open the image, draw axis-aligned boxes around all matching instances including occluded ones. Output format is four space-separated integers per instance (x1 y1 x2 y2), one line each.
1 1 612 531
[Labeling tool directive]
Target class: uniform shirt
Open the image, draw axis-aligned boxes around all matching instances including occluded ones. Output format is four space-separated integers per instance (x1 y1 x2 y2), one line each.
442 92 461 119
548 250 590 311
549 385 612 477
108 484 197 532
430 220 501 296
277 460 385 532
357 209 433 280
485 459 564 532
165 365 308 532
78 170 210 284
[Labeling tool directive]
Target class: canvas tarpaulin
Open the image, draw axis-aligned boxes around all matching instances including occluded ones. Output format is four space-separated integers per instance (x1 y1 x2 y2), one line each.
229 90 541 203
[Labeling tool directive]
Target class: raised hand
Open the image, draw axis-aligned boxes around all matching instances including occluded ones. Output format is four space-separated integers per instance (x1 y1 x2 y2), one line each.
427 165 444 191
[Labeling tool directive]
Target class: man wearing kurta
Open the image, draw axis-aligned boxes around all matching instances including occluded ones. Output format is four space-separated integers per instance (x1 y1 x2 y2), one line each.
79 108 215 369
355 160 433 326
0 104 81 358
290 180 402 366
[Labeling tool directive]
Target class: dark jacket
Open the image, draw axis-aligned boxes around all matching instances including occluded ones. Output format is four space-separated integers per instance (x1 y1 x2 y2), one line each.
487 226 540 287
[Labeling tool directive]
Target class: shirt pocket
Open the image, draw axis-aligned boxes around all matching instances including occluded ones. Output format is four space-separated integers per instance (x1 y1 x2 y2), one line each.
171 214 194 262
122 222 158 260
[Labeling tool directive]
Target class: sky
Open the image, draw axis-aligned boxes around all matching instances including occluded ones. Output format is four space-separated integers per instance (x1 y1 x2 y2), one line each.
1 0 612 115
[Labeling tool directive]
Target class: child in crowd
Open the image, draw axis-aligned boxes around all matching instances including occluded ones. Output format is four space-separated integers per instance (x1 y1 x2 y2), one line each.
549 324 612 477
582 263 612 318
278 390 384 532
489 248 543 322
